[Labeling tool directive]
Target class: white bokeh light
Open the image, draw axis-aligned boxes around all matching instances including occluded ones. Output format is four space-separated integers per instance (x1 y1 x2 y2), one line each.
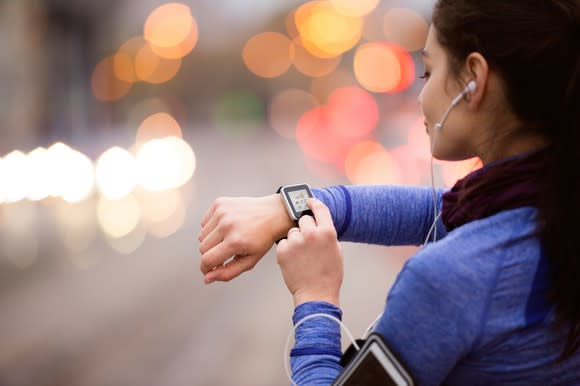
27 147 52 201
96 146 138 200
2 150 33 203
46 143 95 203
136 137 196 191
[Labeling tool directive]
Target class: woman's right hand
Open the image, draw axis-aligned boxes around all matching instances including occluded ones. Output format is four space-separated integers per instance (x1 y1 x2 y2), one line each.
198 194 295 284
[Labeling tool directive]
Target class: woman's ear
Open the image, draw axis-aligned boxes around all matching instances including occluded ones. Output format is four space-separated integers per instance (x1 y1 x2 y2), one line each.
463 52 488 109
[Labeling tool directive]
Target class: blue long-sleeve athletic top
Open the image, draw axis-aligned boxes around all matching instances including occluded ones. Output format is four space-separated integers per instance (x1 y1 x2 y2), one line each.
288 185 580 386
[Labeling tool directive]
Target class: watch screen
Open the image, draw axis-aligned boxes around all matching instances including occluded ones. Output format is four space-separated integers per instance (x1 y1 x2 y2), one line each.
288 189 309 212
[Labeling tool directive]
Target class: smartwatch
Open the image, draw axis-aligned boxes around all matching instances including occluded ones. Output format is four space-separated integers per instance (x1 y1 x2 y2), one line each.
277 183 314 221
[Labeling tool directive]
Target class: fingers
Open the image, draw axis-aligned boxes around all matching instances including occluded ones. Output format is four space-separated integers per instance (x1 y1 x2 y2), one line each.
203 255 256 284
200 200 218 227
198 211 219 242
199 227 223 255
287 226 301 239
307 198 334 231
200 241 240 275
298 214 316 233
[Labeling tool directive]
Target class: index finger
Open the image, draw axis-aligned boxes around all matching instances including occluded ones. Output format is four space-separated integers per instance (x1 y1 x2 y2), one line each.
307 198 334 229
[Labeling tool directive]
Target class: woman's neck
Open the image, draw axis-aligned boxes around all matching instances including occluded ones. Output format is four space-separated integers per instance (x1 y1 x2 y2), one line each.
477 125 550 165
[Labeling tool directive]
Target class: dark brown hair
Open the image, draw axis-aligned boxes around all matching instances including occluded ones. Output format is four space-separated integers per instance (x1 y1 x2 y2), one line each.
433 0 580 360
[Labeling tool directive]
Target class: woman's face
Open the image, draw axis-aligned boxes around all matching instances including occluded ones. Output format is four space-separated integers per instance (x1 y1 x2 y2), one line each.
418 26 476 161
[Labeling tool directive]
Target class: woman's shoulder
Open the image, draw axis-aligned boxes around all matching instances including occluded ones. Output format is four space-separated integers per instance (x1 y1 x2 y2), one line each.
405 206 540 291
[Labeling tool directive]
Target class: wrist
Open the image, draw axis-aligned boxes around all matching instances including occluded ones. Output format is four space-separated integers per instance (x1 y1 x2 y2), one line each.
264 193 295 243
293 290 340 308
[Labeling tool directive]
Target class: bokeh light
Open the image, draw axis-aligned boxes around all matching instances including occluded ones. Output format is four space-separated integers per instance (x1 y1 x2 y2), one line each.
136 137 196 191
135 44 182 84
92 56 133 101
26 147 52 201
113 36 146 83
97 194 141 239
2 150 32 203
59 150 95 203
45 143 95 203
294 1 363 58
268 89 318 139
144 3 195 49
390 144 426 186
344 140 384 181
291 37 341 78
326 87 379 139
296 106 350 165
137 189 186 238
242 32 294 78
96 147 138 200
136 112 183 145
354 42 415 93
384 8 429 52
150 24 198 59
330 0 380 17
344 141 402 184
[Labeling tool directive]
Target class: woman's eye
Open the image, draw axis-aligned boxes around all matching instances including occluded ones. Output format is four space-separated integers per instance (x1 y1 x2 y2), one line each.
419 71 430 80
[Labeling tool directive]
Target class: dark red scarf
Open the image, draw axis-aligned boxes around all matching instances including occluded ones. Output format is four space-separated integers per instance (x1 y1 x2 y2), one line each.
441 148 549 231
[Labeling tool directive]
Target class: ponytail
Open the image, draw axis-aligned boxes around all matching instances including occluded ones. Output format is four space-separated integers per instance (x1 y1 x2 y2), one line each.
542 15 580 360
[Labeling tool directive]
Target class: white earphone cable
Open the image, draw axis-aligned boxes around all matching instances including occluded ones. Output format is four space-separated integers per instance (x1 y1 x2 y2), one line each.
285 313 361 386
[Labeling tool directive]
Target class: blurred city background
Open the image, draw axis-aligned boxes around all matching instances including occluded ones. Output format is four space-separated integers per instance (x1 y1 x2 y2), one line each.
0 0 480 385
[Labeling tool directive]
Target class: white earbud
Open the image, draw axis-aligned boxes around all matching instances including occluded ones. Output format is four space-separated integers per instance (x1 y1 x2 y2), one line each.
434 80 477 131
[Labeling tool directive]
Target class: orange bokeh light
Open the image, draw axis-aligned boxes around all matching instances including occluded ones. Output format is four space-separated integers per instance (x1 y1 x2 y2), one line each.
295 0 363 58
135 44 182 84
344 141 402 184
144 3 195 49
113 37 146 83
92 56 133 101
136 112 183 146
149 22 198 59
330 0 380 17
354 42 415 93
344 140 384 181
242 32 294 78
292 37 341 78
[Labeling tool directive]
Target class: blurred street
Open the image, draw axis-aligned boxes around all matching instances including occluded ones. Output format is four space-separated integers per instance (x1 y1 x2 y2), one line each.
0 129 414 386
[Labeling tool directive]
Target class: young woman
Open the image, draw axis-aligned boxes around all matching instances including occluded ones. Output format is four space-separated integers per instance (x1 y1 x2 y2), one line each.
198 0 580 384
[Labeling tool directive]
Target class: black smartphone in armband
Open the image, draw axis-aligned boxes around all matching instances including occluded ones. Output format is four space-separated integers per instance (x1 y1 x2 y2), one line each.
332 333 415 386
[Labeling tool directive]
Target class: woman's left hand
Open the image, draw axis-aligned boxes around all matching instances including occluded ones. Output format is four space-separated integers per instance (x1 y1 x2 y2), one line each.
276 198 343 307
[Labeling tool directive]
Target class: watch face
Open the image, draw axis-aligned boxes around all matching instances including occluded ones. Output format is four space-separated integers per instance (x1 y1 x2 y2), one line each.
288 189 309 212
281 184 313 220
